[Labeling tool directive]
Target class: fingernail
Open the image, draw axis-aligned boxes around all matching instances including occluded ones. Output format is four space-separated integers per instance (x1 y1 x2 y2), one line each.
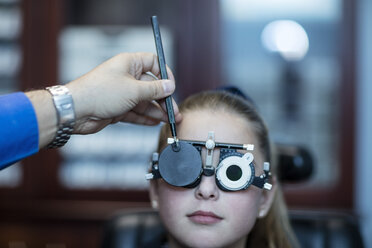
162 80 175 95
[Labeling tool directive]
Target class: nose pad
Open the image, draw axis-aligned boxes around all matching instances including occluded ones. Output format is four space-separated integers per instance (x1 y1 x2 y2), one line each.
203 166 215 176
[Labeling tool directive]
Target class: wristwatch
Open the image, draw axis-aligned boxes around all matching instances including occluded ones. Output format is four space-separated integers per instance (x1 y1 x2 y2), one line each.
46 85 75 148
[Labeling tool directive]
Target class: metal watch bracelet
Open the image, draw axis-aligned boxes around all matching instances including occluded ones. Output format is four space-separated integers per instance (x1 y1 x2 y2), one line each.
46 85 75 148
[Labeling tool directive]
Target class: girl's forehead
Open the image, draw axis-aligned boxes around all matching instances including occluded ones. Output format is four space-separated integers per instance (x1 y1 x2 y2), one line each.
177 110 265 168
178 110 257 144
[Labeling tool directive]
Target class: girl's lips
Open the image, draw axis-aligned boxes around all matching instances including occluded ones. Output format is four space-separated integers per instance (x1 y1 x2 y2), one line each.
187 211 223 225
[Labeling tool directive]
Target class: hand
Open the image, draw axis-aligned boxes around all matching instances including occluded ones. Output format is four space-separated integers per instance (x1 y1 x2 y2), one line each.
26 52 182 149
66 52 182 134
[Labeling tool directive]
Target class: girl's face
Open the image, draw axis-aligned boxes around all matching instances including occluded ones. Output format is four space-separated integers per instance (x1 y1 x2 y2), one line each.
150 109 274 248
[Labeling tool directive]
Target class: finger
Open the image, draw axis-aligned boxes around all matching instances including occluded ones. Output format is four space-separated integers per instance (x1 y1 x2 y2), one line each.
158 97 182 123
131 52 160 78
130 52 178 106
119 111 161 126
140 72 158 81
174 108 182 122
143 65 180 121
166 65 175 82
133 52 175 81
137 79 175 101
131 101 168 122
138 72 181 122
132 52 175 86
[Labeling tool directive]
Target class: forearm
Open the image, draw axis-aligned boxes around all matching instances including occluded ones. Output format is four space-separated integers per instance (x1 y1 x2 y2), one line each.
0 92 39 169
25 90 57 149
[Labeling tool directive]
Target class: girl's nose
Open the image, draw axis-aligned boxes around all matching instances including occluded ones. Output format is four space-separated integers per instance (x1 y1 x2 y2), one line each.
194 175 220 200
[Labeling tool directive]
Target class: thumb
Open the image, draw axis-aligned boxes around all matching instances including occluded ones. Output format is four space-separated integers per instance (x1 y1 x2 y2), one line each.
138 79 175 101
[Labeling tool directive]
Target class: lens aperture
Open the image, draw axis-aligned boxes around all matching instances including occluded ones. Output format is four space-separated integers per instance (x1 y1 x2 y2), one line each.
226 165 242 181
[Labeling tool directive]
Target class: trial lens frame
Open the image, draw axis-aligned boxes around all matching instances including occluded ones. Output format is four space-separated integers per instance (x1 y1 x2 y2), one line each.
146 132 272 191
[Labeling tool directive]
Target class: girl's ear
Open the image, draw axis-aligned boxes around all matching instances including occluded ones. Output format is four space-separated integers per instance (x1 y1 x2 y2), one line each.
257 176 277 218
149 180 159 210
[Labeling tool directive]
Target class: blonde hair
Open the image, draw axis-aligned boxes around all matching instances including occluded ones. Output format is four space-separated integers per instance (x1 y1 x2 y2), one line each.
157 90 299 248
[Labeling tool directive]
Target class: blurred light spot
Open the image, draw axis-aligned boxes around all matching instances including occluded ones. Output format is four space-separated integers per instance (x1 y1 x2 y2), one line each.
261 20 309 61
221 0 341 21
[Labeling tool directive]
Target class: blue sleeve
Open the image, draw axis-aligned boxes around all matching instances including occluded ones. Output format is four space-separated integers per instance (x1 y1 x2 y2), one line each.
0 92 39 170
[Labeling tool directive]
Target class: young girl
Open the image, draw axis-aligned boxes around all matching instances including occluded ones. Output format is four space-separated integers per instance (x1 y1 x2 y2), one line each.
148 89 299 248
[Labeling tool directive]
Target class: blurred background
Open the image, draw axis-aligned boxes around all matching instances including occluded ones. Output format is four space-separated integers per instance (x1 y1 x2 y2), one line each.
0 0 370 247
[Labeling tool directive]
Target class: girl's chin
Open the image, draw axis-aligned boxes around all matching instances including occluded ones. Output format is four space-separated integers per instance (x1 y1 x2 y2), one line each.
169 231 241 248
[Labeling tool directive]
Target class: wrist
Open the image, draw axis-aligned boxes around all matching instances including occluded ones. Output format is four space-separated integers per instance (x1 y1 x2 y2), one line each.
65 80 91 121
26 90 57 149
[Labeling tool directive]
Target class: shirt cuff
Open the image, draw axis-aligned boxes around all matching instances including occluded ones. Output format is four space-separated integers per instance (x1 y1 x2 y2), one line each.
0 92 39 169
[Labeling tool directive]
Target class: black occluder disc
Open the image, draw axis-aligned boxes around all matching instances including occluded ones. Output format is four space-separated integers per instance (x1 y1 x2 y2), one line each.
158 141 202 187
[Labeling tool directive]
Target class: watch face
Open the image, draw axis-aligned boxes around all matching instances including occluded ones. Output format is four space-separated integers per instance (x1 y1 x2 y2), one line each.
46 85 75 148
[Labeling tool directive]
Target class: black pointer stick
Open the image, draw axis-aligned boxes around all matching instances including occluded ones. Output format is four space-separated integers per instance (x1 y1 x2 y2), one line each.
151 16 180 151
